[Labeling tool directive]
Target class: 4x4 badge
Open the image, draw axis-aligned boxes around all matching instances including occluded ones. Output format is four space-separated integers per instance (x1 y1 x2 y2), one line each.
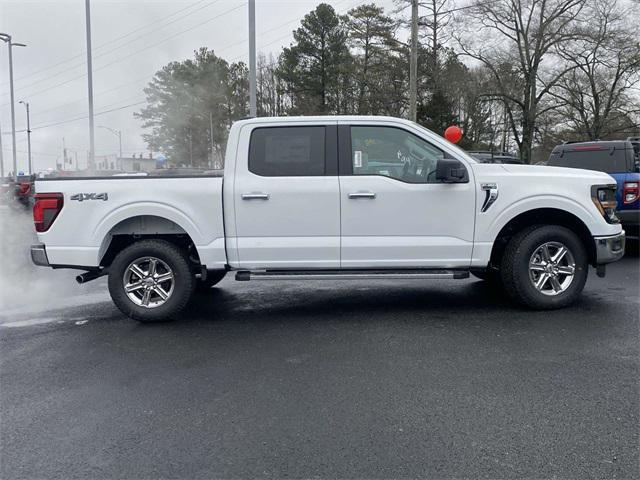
70 193 108 202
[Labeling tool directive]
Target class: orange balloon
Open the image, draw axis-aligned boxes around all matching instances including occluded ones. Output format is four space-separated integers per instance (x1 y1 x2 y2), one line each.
444 126 463 144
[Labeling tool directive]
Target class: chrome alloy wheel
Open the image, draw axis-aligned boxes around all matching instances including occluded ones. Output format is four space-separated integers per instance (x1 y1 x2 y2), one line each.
123 257 174 308
528 241 576 296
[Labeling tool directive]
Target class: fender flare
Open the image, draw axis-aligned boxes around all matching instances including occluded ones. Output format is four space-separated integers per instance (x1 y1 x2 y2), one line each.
484 194 600 243
93 202 204 254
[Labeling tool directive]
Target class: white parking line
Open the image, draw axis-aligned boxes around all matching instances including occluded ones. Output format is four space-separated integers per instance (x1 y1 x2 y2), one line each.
1 317 65 328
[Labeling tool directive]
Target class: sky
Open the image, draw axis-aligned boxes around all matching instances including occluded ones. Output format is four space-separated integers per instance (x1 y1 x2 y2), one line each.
0 0 399 174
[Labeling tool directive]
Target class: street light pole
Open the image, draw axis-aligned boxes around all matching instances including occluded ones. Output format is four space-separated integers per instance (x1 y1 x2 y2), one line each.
98 125 122 158
0 33 26 180
248 0 257 117
409 0 419 122
85 0 96 171
19 100 32 174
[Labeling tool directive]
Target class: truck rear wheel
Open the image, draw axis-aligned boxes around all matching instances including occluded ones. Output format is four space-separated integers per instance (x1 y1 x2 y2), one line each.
501 225 588 309
108 239 194 322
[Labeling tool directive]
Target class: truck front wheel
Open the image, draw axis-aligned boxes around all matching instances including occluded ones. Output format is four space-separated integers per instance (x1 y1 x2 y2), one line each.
501 225 588 309
108 239 195 322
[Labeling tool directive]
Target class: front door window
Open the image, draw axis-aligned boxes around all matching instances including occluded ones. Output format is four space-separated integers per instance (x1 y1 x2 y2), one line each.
351 126 444 183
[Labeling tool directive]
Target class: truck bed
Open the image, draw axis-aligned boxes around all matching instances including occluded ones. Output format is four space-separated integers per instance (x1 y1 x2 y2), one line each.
35 175 226 269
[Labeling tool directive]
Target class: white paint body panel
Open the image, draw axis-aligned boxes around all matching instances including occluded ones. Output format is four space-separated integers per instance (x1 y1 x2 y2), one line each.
34 115 622 272
35 177 226 268
337 119 476 268
230 120 340 269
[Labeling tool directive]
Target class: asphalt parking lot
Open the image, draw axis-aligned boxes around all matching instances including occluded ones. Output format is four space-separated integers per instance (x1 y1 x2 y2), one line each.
1 206 638 479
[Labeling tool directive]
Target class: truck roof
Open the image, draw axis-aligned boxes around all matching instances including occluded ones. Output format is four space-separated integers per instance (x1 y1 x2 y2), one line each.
233 115 419 126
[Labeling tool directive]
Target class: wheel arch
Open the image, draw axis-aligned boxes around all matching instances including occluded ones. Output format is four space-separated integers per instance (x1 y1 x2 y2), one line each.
97 214 201 268
488 208 596 268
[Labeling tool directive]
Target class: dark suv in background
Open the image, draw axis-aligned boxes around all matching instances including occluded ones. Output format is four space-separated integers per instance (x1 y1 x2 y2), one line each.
467 151 523 164
548 140 639 239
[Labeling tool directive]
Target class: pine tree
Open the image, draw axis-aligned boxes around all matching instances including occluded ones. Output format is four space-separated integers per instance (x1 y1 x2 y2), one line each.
135 48 247 166
276 3 352 114
345 4 397 115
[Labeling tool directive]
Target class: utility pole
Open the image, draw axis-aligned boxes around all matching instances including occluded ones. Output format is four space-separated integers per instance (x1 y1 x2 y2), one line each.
0 122 4 178
0 33 26 179
501 101 508 152
85 0 96 171
19 101 31 174
209 112 215 167
409 0 419 122
248 0 257 117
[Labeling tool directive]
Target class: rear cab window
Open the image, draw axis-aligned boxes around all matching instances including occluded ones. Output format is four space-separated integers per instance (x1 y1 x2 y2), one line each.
248 126 327 176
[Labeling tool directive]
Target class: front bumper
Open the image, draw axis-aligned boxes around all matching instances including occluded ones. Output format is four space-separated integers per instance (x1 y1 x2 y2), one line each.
595 231 625 264
31 243 50 267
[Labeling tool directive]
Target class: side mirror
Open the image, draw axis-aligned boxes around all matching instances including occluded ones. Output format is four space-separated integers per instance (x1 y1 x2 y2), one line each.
436 158 469 183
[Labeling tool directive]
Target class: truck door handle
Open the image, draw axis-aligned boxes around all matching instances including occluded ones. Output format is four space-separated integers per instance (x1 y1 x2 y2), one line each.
241 193 270 200
348 192 376 199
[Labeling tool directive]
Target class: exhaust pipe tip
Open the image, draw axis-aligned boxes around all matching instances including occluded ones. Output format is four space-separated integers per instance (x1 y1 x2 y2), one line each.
76 269 106 284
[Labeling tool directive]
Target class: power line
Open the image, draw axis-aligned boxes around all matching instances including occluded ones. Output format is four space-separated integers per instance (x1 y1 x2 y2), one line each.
0 0 214 89
4 0 359 122
1 147 58 157
3 101 145 134
0 2 246 105
227 0 367 63
32 74 153 119
2 0 372 133
2 0 224 94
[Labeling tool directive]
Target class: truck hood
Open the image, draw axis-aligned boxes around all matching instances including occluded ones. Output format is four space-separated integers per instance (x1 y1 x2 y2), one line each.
491 163 615 184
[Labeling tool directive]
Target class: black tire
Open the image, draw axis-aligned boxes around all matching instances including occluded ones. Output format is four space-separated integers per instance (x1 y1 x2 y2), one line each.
196 270 227 290
108 239 195 322
500 225 588 309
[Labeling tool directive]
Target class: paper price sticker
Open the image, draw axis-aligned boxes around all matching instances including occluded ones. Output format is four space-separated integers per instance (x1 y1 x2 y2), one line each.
354 150 363 168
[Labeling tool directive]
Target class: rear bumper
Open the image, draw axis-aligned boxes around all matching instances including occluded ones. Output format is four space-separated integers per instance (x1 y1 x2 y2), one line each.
30 243 50 267
595 232 625 264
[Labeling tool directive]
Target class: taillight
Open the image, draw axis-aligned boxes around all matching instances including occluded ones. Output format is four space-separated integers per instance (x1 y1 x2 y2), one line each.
623 181 638 204
33 193 64 232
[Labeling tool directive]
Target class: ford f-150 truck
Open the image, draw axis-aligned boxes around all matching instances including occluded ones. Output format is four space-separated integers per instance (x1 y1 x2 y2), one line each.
30 116 625 322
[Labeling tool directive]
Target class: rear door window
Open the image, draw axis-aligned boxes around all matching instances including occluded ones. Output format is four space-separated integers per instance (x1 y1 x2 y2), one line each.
249 126 326 176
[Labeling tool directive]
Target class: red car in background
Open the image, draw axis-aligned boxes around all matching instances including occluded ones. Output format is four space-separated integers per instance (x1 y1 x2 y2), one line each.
1 174 35 209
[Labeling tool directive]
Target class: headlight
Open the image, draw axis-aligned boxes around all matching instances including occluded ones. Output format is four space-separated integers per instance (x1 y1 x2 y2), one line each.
591 184 619 224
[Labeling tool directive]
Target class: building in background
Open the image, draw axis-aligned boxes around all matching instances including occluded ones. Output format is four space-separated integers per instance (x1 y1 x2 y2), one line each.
118 153 157 172
94 153 158 172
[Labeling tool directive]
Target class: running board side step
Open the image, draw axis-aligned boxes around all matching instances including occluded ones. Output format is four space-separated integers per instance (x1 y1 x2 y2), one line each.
235 269 470 281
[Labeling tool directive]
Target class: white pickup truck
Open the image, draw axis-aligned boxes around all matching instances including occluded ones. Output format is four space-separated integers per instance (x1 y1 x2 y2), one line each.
31 116 625 321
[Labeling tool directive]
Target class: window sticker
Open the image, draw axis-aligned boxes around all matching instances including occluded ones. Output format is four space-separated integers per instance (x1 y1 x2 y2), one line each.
354 150 363 168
